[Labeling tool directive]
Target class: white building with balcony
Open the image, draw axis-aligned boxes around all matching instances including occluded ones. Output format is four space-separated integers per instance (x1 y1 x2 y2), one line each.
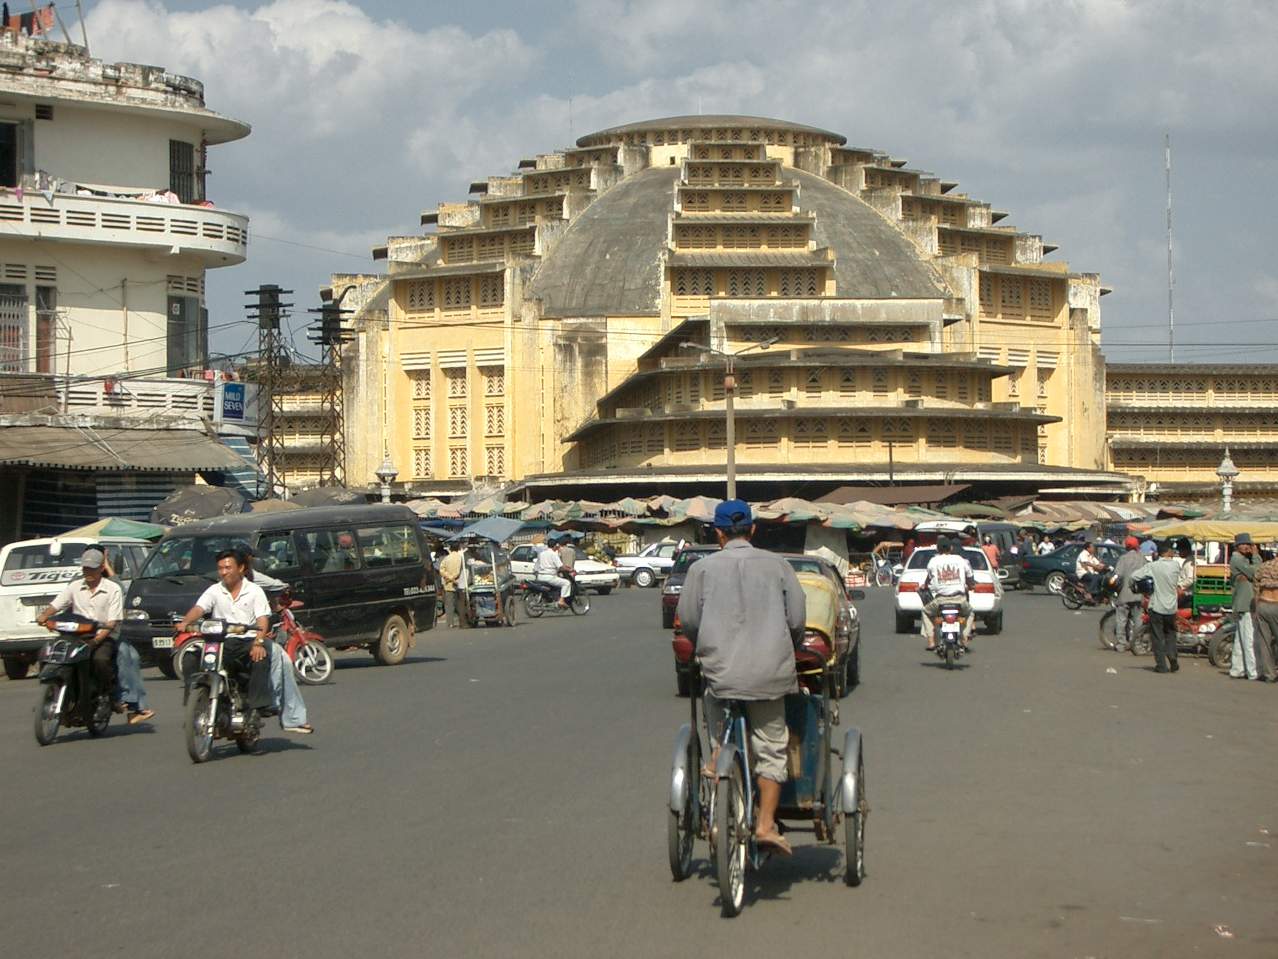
0 33 249 378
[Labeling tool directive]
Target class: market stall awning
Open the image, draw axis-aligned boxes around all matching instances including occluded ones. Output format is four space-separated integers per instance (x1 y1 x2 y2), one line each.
0 424 245 472
819 484 970 507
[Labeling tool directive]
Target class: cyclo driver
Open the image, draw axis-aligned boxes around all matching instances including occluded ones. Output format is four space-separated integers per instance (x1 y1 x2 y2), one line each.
922 536 975 651
173 549 273 714
676 500 806 856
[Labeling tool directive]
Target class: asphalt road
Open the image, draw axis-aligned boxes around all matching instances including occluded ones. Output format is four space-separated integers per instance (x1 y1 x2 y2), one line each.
2 585 1277 958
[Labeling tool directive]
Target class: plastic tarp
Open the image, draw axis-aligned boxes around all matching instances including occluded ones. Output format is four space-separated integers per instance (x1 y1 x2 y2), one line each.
795 571 839 638
451 516 523 544
804 524 850 576
61 517 168 541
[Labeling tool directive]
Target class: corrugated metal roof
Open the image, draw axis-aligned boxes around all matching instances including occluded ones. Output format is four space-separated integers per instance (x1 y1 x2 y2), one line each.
0 424 246 472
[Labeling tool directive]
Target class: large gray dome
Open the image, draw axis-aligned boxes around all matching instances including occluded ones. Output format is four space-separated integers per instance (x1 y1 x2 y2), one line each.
526 166 948 318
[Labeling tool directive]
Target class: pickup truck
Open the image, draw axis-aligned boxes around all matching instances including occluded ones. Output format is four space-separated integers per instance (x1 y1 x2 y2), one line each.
614 540 679 588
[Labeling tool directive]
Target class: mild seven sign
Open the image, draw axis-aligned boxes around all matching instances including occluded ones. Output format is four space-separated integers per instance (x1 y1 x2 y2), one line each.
216 382 247 424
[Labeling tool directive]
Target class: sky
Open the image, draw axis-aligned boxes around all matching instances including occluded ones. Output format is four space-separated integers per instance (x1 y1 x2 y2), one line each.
83 0 1278 364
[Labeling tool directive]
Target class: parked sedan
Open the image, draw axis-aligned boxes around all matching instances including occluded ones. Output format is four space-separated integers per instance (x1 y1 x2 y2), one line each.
614 540 679 588
1020 542 1121 594
508 544 620 594
660 545 719 628
894 545 1004 634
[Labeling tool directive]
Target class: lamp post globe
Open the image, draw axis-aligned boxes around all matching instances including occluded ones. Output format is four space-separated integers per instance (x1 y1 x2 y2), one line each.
1216 448 1239 514
375 457 398 504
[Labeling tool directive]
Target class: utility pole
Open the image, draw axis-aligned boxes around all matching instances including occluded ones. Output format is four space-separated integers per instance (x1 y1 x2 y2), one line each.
246 284 292 498
1166 133 1175 363
308 287 355 487
723 355 737 500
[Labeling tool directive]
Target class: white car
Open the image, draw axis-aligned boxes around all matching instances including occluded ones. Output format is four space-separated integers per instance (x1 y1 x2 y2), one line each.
0 535 153 680
893 545 1004 635
508 544 620 594
613 540 679 588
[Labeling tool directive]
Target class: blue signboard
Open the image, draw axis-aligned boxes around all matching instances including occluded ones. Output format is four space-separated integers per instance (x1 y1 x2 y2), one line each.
219 382 246 422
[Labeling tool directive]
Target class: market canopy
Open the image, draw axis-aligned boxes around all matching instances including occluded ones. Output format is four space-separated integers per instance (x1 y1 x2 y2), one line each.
820 484 970 507
450 516 523 544
1147 518 1278 542
0 423 245 472
61 517 168 541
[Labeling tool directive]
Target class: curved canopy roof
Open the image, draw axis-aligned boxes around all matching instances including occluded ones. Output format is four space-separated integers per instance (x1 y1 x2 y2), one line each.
577 115 847 147
526 165 948 318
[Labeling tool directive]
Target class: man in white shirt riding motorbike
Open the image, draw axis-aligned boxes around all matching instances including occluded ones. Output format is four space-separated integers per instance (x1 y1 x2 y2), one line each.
533 538 571 608
921 537 976 651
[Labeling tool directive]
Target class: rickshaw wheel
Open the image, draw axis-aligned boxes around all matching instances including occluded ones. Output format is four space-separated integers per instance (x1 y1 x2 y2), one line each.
844 754 866 887
1128 625 1153 656
504 599 517 627
715 762 747 917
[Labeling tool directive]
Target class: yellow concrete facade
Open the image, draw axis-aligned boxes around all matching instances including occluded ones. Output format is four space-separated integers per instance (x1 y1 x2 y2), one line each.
337 116 1119 497
1106 365 1278 495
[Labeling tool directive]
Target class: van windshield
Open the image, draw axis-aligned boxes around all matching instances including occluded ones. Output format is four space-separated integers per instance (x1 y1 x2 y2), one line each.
138 536 250 580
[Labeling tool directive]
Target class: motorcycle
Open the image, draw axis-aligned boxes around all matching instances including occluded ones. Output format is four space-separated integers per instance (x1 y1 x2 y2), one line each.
181 620 263 763
931 600 968 670
520 569 590 618
33 613 114 746
1060 569 1118 610
1124 605 1234 666
276 587 333 685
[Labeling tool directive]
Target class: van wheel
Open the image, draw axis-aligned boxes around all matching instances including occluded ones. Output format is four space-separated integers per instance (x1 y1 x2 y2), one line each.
3 656 30 680
156 653 178 680
374 615 409 666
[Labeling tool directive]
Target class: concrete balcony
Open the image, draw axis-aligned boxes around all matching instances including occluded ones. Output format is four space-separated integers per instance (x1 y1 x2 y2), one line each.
0 193 248 266
55 376 259 422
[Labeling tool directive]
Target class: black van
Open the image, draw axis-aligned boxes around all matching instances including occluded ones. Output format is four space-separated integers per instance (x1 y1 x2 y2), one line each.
121 505 436 676
976 521 1024 589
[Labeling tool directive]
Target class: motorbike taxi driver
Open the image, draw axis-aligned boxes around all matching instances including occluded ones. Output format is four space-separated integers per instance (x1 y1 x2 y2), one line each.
533 537 571 608
922 537 975 651
675 500 806 857
173 548 273 713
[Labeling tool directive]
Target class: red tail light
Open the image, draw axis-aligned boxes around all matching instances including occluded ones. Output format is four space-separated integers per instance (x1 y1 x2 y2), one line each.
897 581 920 592
802 629 832 660
972 583 995 594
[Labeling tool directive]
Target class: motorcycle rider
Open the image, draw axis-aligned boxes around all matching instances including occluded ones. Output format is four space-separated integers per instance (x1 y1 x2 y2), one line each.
36 547 155 724
244 551 314 735
173 549 273 714
922 537 975 651
533 537 571 608
676 499 806 857
1075 539 1108 601
1111 536 1150 649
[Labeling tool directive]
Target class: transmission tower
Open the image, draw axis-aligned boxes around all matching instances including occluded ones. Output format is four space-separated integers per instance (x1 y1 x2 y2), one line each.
246 284 293 498
307 288 355 487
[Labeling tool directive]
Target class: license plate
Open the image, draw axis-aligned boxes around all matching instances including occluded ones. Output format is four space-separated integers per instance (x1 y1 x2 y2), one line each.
941 623 960 634
152 636 173 649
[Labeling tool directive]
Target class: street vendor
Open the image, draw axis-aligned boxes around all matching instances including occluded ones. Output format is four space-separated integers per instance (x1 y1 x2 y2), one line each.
1252 549 1278 683
438 543 467 627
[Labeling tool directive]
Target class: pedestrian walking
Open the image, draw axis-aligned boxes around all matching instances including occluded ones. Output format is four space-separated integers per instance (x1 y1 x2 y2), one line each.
1112 536 1149 651
1252 552 1278 683
1229 533 1264 680
1132 541 1183 673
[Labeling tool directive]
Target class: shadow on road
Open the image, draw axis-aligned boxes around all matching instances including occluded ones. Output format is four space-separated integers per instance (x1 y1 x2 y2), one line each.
334 655 446 671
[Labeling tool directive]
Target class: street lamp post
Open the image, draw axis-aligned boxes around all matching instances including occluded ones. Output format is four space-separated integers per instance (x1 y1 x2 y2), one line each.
1216 448 1239 514
375 457 398 504
680 337 777 500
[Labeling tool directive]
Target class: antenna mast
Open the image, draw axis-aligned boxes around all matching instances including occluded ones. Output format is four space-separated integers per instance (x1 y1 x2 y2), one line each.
1166 132 1174 363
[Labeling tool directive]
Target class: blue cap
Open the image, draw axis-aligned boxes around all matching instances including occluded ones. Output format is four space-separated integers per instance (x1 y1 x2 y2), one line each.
713 499 752 529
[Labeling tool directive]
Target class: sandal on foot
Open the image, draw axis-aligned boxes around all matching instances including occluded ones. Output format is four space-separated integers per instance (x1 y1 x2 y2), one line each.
755 831 793 856
283 724 314 735
127 709 155 725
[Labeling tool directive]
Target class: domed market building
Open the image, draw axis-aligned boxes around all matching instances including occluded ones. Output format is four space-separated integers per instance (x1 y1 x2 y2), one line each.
334 115 1132 501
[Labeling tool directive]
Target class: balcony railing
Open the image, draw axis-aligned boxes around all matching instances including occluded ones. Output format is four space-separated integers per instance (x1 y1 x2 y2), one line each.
0 192 248 265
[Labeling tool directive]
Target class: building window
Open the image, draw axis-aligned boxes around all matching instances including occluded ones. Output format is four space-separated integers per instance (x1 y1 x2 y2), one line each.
934 371 949 400
643 423 665 454
978 274 994 312
736 370 754 398
836 418 872 449
169 140 202 203
478 274 503 307
34 285 55 374
449 447 469 477
706 419 726 450
839 369 857 397
804 369 823 399
406 280 435 312
1007 369 1020 398
410 371 431 400
930 418 958 448
412 448 432 478
442 277 472 308
673 421 700 452
1027 279 1053 320
872 368 889 399
743 419 779 449
792 417 829 449
485 404 505 436
448 406 468 438
0 283 26 372
882 417 914 442
674 269 714 297
482 366 505 396
166 295 206 375
956 373 970 403
768 370 785 398
906 370 922 398
412 408 431 440
999 277 1023 310
484 446 505 476
1037 369 1052 400
445 368 467 398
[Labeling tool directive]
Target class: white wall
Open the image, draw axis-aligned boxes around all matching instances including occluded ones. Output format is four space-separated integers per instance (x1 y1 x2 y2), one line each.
0 237 208 376
0 100 207 192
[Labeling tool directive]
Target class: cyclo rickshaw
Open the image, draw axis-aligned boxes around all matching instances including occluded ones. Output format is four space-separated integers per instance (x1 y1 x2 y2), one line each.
450 518 521 628
666 607 868 917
